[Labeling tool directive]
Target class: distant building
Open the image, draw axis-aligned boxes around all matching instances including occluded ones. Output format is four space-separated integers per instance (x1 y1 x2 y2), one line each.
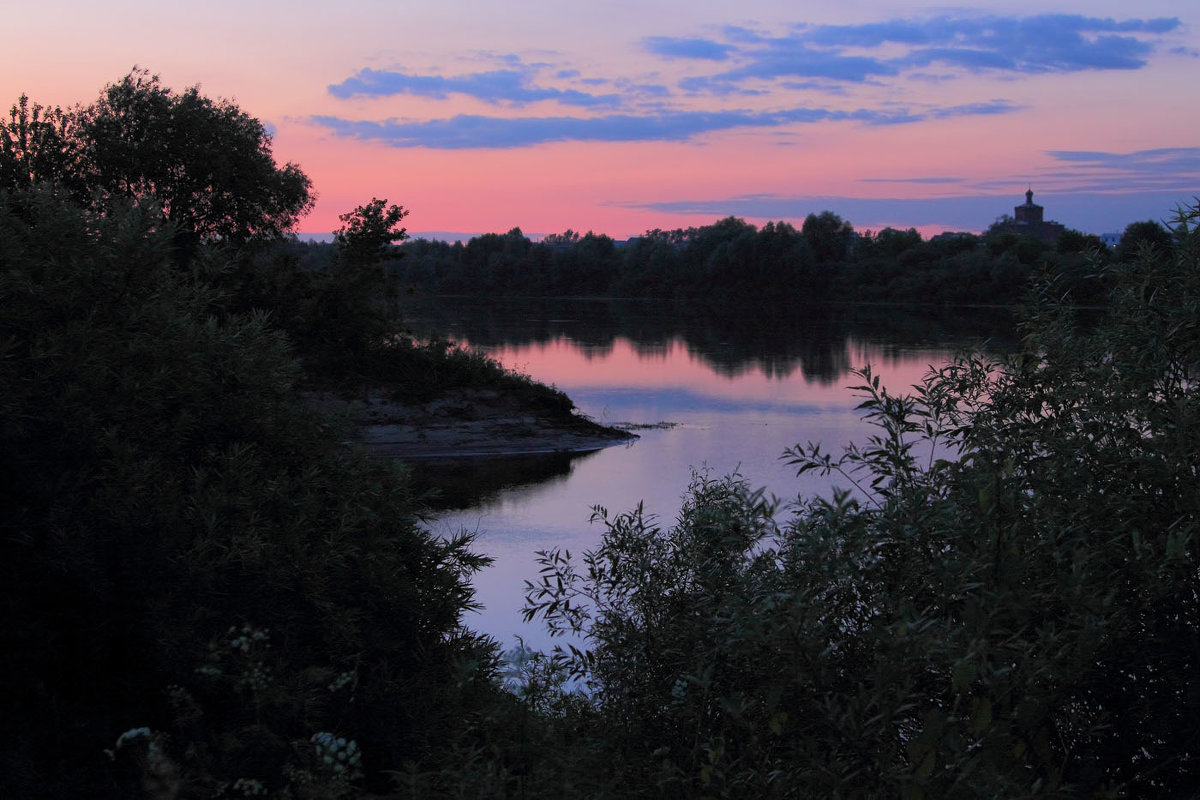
930 231 975 243
993 189 1066 245
1100 232 1122 249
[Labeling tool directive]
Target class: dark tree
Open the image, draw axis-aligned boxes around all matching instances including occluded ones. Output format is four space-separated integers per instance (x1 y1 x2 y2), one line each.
1115 219 1173 263
1056 228 1106 255
802 210 855 264
76 69 313 251
0 95 78 193
335 197 408 266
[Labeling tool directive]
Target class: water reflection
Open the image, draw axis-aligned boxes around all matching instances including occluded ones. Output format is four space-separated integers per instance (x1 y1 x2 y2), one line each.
401 297 1015 651
411 449 602 511
401 297 1016 386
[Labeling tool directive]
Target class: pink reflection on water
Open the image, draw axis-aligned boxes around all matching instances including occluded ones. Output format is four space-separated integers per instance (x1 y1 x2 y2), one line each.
468 334 953 404
428 329 974 653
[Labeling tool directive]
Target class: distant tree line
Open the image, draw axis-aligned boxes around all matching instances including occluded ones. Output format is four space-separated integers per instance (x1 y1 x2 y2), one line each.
379 212 1176 307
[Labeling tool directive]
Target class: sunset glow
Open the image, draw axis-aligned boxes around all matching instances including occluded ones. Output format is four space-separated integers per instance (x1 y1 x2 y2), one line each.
5 1 1197 239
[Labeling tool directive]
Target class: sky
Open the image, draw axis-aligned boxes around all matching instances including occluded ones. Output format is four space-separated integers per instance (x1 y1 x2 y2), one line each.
3 1 1198 239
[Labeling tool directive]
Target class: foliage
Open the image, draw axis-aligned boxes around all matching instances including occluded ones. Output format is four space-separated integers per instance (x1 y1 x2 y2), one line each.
1115 218 1173 264
335 197 408 267
2 69 313 257
802 210 855 264
521 201 1200 797
79 69 314 249
0 94 78 192
0 186 497 797
301 198 409 366
387 212 1106 306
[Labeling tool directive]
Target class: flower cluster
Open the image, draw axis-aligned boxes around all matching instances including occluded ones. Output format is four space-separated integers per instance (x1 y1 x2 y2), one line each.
197 624 272 691
670 677 688 705
229 777 267 796
310 732 361 774
227 624 270 654
327 670 354 693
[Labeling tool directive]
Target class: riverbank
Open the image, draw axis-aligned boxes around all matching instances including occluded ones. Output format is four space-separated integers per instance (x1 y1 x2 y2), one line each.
307 387 638 459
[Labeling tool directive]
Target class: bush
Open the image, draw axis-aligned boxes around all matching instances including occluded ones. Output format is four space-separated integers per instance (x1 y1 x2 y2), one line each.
523 200 1200 797
0 187 497 796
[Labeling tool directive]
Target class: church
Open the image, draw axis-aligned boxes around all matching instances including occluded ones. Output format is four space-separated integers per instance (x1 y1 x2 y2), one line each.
993 189 1066 245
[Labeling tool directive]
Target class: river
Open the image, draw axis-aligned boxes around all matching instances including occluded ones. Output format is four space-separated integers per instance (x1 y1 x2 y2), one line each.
400 297 1016 653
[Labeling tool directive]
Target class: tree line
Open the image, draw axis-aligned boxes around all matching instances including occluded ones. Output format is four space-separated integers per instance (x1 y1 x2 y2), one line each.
383 212 1175 307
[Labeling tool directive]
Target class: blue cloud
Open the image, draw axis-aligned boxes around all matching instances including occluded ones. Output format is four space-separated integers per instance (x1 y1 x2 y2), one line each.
316 15 1178 156
859 177 967 185
691 45 898 87
328 67 620 108
1047 147 1200 173
670 14 1180 95
929 100 1021 118
642 36 735 61
1038 147 1200 193
311 100 1015 150
899 21 1162 73
313 109 816 149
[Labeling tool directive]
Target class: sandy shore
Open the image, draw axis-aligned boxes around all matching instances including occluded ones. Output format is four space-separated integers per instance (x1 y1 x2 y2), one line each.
307 388 638 460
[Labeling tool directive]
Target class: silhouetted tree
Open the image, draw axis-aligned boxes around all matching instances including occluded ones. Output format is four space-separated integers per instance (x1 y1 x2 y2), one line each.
0 95 79 193
802 210 854 264
1116 219 1173 263
61 69 312 255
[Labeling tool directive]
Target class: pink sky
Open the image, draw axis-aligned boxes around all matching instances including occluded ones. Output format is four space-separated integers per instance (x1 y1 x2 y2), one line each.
3 1 1197 239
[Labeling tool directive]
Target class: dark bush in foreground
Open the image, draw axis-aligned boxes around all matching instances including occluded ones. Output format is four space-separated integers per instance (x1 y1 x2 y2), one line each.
0 188 498 797
521 201 1200 798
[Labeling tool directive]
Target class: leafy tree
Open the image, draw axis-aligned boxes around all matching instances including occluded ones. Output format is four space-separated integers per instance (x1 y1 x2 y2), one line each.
1056 227 1105 255
0 95 78 192
542 230 581 247
334 196 408 266
1115 218 1173 263
866 226 923 258
297 198 411 366
61 69 312 254
802 209 855 264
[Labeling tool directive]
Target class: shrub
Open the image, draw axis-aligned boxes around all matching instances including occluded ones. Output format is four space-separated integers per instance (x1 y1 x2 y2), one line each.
0 186 497 796
523 200 1200 797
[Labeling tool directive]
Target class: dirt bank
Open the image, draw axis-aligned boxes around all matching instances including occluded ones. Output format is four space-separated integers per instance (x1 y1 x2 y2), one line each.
307 388 638 460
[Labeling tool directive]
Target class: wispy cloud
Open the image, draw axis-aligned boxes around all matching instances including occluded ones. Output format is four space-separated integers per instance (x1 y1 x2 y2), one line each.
643 36 736 61
312 100 1018 150
328 66 621 108
1047 146 1200 175
1035 147 1200 193
317 14 1178 151
859 177 967 185
681 48 897 90
665 14 1180 93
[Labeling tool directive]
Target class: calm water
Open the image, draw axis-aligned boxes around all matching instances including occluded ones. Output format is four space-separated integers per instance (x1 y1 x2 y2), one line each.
401 298 1015 652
